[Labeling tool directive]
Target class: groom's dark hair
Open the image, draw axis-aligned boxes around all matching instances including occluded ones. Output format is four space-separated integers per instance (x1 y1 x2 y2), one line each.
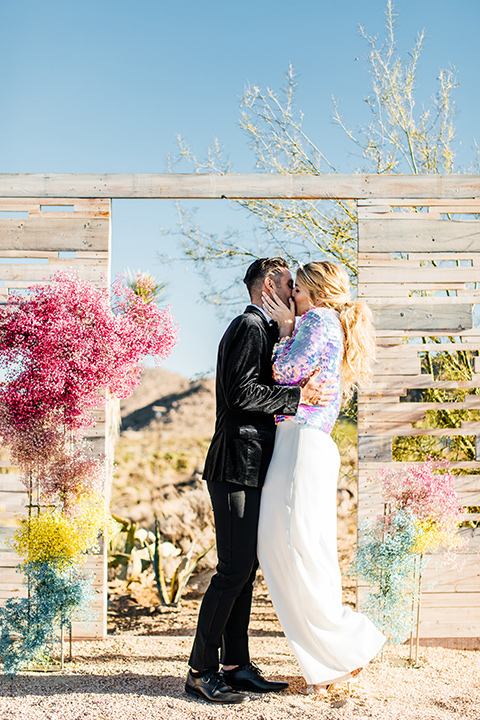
243 257 289 297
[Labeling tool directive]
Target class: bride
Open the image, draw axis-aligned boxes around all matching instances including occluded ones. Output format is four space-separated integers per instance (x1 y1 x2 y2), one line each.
258 260 386 694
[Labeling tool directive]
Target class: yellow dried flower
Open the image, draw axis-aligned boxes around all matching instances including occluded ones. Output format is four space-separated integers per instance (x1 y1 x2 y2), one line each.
11 494 116 570
413 520 463 554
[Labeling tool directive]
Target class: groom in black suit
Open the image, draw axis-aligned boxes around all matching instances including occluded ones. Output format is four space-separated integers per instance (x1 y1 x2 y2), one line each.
185 258 330 704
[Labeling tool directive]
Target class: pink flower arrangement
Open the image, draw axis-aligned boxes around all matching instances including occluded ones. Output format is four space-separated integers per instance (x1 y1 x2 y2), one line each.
379 459 464 554
37 442 104 506
0 269 178 505
0 270 178 434
380 459 462 527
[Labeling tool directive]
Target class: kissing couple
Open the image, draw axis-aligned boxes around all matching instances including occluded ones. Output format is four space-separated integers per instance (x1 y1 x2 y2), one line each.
185 257 386 703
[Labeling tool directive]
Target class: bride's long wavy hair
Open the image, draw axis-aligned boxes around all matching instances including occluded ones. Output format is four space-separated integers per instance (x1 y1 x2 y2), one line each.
296 261 375 397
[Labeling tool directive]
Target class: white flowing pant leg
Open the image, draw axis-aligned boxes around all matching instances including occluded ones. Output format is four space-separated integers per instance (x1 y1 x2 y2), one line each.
258 420 385 685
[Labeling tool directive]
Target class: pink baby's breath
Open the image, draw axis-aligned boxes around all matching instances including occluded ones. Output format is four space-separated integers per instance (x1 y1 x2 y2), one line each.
379 458 464 556
0 270 178 434
380 459 462 528
0 269 178 504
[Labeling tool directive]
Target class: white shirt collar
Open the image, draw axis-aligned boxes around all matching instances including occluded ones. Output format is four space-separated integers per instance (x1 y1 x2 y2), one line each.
251 304 272 323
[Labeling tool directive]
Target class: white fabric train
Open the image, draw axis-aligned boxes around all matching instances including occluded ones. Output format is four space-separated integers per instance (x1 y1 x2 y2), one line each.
258 419 386 685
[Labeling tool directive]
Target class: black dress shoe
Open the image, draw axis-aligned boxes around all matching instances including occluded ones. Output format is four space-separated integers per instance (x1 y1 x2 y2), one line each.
222 662 289 693
185 670 249 704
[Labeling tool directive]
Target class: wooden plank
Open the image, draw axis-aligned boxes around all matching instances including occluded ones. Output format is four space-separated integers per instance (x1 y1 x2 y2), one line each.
0 587 104 605
358 424 480 436
84 426 106 438
362 378 480 392
359 266 480 284
359 396 400 404
359 218 480 252
359 460 480 470
416 620 480 637
0 590 27 600
369 297 480 308
0 569 105 586
0 519 20 529
423 556 480 587
358 198 480 207
76 251 109 259
357 473 480 493
0 264 107 282
0 553 105 568
355 597 480 637
374 358 422 375
359 284 474 297
359 405 427 422
0 217 109 251
359 284 411 297
0 250 59 259
419 593 480 608
0 198 109 212
376 336 480 346
375 330 480 337
453 476 480 491
371 303 472 332
357 436 392 462
365 374 436 387
356 590 480 609
358 489 480 507
367 296 480 307
72 199 110 212
355 556 480 592
0 506 27 518
0 570 22 583
359 399 480 417
358 210 480 220
70 621 105 638
375 343 480 355
0 477 25 492
357 504 479 524
359 251 480 261
3 278 106 291
0 173 479 200
0 583 28 592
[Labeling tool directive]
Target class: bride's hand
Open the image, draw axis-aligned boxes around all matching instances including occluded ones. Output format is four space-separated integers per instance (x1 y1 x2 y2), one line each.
262 291 295 337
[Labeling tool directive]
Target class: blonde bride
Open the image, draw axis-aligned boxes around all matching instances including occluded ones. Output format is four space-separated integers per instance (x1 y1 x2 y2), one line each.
258 261 385 693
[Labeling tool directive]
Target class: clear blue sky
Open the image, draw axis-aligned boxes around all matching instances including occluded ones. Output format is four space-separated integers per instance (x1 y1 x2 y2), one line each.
1 0 479 377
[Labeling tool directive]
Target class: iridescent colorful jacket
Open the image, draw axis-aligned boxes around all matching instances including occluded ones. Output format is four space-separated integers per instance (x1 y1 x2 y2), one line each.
273 307 344 433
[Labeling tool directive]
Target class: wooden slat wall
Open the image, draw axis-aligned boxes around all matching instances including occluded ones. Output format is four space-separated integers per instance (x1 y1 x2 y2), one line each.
357 198 480 640
0 173 478 200
0 198 111 639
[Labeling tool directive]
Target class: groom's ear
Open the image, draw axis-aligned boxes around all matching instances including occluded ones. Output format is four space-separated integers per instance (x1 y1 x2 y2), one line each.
264 276 275 295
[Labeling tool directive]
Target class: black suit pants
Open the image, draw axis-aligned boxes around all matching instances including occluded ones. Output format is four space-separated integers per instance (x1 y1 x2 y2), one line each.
188 480 261 672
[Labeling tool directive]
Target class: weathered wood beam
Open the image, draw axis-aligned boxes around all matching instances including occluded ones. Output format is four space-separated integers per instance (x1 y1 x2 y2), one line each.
0 173 480 199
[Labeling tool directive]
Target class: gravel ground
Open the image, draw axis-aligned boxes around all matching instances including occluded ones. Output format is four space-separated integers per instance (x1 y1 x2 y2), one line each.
0 636 478 720
1 573 477 719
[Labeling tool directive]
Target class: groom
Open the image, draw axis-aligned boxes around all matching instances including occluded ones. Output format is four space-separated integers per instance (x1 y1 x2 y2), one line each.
185 257 332 704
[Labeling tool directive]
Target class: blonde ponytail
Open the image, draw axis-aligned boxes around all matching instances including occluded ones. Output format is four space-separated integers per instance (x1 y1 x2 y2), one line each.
338 300 375 397
297 262 375 397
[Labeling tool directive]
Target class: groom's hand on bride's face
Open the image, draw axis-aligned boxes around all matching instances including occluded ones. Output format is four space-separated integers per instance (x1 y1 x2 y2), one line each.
299 374 335 406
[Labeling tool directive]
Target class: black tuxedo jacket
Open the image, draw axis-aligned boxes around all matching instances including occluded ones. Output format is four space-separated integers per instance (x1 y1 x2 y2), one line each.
203 305 301 487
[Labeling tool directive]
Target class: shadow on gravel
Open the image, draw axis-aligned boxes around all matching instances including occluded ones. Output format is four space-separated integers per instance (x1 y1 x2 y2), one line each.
0 673 295 704
0 674 191 699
